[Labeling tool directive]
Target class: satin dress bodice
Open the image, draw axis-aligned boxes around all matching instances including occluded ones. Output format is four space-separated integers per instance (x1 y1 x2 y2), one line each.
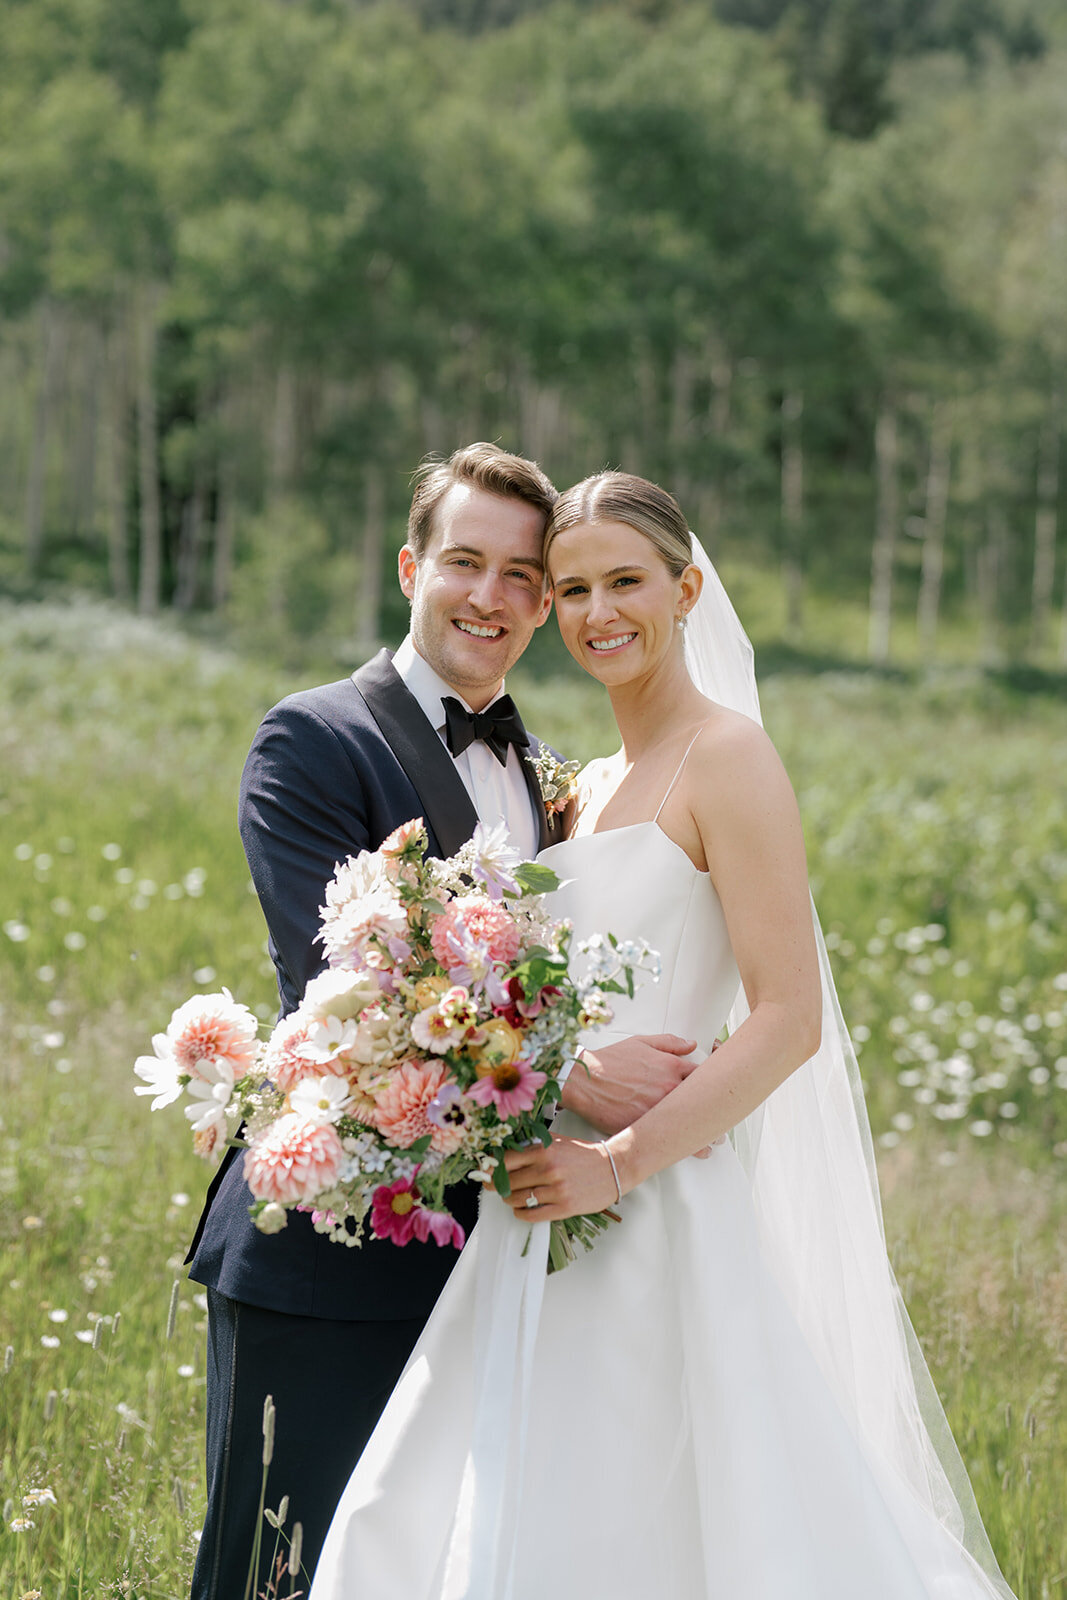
540 819 741 1054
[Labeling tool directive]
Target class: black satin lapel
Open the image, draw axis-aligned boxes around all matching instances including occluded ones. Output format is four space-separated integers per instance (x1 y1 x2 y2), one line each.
352 651 478 858
520 748 553 853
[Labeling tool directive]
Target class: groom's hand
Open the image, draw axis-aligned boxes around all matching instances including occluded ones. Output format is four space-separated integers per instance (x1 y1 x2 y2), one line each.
559 1034 699 1136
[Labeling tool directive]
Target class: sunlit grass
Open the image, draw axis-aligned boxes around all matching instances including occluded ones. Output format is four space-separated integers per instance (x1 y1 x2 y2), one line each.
1 597 1064 1595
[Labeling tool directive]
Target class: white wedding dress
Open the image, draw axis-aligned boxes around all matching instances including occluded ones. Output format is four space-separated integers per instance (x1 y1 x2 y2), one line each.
310 820 1005 1600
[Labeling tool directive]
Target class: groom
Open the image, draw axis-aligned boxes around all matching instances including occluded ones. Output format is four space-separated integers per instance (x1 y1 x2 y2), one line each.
185 442 698 1597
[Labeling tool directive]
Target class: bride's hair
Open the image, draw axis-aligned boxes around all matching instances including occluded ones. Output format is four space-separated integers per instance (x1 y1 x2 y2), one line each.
545 471 691 578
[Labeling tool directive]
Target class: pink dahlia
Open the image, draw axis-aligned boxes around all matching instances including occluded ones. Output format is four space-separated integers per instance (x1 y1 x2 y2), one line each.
166 990 258 1081
243 1115 344 1206
370 1176 422 1246
430 895 521 971
374 1059 462 1152
466 1057 546 1118
412 1207 465 1249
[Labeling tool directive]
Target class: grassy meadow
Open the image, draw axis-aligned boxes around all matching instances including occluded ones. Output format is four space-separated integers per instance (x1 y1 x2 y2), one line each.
0 595 1064 1598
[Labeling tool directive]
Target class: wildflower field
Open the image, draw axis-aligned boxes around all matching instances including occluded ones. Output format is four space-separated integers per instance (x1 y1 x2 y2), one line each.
1 598 1064 1598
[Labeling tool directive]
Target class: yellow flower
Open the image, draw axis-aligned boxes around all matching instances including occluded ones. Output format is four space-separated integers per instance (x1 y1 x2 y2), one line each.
413 974 449 1011
468 1017 525 1075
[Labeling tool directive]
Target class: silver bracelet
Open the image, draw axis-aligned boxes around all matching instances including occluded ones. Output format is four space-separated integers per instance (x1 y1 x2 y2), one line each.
599 1139 622 1204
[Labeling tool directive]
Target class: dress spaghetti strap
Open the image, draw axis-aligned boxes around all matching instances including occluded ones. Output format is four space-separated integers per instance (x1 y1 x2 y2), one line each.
652 729 704 824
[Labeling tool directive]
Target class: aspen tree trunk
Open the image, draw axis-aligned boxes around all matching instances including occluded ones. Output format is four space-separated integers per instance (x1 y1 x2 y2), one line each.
868 399 898 664
262 363 298 626
174 399 208 613
70 320 102 539
24 299 66 580
268 362 298 505
102 309 131 602
135 285 163 614
212 392 238 614
668 347 694 512
1030 389 1060 655
634 339 658 462
978 506 1005 665
700 346 732 550
420 395 447 456
354 463 386 662
917 398 953 660
781 388 804 639
517 362 561 467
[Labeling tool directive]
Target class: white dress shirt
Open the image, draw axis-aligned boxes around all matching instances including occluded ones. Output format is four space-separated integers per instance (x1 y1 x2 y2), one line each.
392 635 541 861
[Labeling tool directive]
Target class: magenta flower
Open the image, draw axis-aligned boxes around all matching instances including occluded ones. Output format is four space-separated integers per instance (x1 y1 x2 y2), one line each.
466 1057 546 1118
370 1176 423 1246
412 1208 465 1249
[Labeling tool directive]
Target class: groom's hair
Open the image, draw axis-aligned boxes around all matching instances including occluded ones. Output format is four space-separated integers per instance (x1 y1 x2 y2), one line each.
407 443 558 559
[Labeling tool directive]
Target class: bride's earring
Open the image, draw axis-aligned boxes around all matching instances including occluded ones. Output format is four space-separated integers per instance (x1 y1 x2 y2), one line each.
675 612 688 631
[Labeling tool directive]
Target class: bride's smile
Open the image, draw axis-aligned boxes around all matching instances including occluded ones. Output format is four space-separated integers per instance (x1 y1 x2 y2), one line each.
549 520 700 691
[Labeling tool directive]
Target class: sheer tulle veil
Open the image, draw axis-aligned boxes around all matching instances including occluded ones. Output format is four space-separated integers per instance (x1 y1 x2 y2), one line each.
684 533 1013 1598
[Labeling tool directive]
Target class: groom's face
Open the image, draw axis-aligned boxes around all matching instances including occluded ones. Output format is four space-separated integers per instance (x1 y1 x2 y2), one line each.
399 483 552 710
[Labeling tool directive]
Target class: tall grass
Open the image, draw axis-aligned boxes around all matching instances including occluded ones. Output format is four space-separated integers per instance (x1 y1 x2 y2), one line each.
1 598 1063 1596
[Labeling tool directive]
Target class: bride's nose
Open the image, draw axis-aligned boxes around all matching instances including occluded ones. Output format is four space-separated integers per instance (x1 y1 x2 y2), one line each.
586 587 619 628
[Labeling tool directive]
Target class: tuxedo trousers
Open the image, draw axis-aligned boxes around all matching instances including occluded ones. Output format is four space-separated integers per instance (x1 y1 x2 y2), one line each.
190 1289 424 1600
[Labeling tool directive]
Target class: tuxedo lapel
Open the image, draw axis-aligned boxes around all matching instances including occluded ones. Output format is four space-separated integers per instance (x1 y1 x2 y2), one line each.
353 650 478 858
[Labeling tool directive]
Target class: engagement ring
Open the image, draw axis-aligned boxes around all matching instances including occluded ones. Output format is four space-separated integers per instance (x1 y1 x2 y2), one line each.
524 1192 539 1210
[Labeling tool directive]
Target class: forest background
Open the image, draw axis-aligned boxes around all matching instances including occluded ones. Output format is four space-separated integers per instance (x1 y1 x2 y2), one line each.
1 0 1067 668
2 1 1067 1596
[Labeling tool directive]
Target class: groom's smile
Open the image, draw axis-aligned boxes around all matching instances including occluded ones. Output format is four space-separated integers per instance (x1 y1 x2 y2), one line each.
399 483 552 710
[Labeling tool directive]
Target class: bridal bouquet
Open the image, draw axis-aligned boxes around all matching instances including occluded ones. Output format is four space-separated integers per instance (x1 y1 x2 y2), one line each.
135 819 658 1271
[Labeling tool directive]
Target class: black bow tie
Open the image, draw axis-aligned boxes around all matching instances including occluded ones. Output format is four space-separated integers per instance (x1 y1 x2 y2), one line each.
441 694 528 767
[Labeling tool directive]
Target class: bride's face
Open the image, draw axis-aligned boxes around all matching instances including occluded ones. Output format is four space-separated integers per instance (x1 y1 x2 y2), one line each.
548 520 696 684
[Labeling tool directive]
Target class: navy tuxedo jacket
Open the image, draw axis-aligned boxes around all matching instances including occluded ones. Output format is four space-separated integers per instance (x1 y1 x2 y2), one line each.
186 649 563 1322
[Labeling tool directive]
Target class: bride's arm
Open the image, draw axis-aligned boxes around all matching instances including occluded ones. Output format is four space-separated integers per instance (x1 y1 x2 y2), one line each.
503 720 822 1218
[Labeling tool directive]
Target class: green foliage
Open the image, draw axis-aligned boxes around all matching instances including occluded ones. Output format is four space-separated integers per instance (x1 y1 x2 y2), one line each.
0 0 1066 666
0 603 1063 1592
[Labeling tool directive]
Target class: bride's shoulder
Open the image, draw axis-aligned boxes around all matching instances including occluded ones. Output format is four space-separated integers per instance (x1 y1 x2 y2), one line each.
684 706 793 805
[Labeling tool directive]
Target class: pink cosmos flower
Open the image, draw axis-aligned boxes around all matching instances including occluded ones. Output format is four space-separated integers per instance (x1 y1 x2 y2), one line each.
243 1115 344 1206
165 990 258 1081
370 1175 422 1245
374 1059 462 1152
466 1057 547 1118
430 896 521 972
412 1207 465 1249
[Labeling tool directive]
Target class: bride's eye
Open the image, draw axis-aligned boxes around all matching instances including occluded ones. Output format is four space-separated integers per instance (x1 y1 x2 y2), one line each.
558 583 587 598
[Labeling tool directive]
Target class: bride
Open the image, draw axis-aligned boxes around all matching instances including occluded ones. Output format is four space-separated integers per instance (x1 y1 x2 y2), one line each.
309 473 1016 1600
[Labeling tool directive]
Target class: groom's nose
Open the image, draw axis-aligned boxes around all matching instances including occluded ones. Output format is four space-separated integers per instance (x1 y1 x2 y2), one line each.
465 567 505 613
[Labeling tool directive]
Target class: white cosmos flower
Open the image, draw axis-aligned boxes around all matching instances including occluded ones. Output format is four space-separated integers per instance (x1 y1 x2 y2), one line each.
134 1040 183 1109
289 1075 352 1125
296 1016 360 1064
183 1077 234 1134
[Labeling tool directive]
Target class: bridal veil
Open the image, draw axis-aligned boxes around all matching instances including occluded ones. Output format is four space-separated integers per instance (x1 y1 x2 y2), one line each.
684 534 1013 1599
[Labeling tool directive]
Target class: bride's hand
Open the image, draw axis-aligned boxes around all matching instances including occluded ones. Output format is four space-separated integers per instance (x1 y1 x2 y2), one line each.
501 1136 621 1223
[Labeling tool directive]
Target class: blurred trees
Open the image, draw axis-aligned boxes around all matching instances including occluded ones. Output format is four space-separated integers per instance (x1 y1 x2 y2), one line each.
0 0 1065 665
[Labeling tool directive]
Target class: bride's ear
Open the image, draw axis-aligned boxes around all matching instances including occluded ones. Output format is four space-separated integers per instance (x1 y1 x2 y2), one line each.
677 562 703 622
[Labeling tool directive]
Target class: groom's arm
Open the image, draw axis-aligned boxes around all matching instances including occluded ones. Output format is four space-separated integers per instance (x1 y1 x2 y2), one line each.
559 1035 700 1136
240 698 371 1015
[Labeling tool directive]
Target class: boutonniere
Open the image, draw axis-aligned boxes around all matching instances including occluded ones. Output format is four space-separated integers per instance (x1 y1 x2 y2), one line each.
529 748 582 821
